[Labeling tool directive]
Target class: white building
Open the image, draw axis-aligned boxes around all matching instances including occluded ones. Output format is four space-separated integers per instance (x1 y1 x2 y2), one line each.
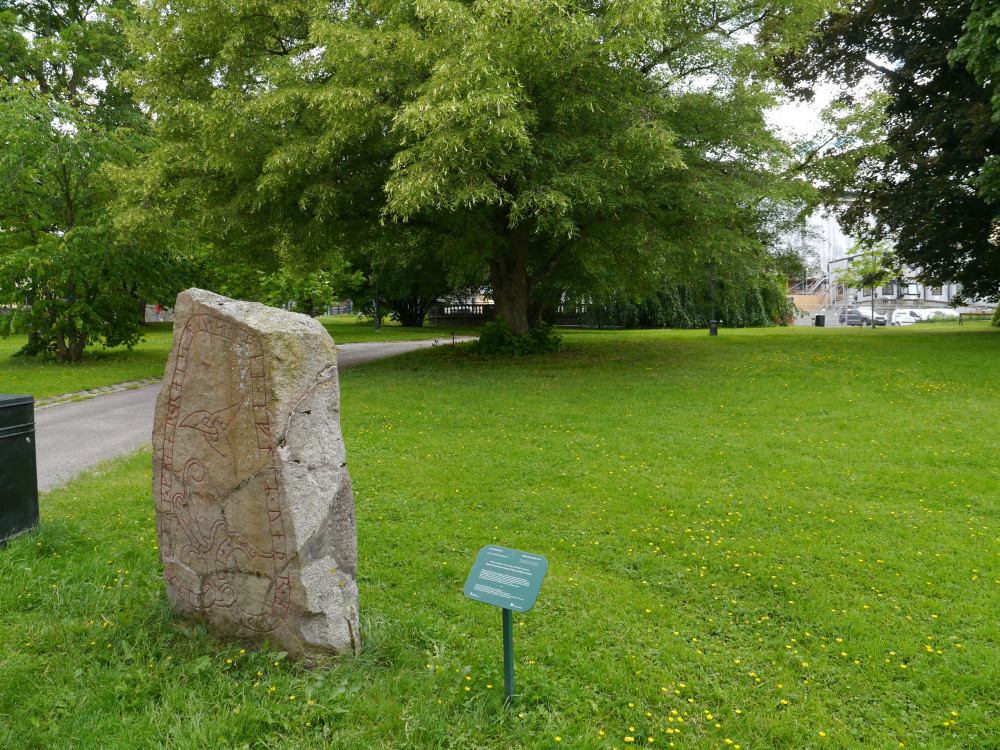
827 254 962 311
784 212 990 315
782 212 853 306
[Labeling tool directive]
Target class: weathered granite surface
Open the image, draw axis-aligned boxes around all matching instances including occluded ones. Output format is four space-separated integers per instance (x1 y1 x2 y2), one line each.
152 289 358 658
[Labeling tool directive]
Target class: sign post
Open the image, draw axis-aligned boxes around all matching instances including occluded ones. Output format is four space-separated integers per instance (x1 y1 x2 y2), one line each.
502 608 514 699
464 545 548 704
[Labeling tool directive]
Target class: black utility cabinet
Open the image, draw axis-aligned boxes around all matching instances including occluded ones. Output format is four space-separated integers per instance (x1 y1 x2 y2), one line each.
0 395 39 545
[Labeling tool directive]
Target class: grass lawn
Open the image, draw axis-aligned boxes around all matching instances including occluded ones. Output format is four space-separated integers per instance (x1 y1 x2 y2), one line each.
2 323 999 749
0 323 176 400
0 316 478 400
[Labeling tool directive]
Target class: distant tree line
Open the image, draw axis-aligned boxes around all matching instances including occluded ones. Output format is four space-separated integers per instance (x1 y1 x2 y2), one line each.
4 0 997 361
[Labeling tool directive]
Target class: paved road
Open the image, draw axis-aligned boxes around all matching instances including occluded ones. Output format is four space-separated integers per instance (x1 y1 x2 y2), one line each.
34 338 471 493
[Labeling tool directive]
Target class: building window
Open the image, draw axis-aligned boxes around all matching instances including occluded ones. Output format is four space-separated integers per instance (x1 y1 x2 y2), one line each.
882 283 894 296
931 285 943 296
907 283 920 295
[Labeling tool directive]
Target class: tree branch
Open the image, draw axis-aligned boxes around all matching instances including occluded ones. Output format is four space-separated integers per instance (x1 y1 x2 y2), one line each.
862 57 917 91
788 133 840 174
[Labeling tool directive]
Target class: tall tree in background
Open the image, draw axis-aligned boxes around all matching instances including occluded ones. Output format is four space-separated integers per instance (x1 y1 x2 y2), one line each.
349 232 464 327
0 0 187 361
955 0 1000 212
782 0 1000 301
123 0 827 335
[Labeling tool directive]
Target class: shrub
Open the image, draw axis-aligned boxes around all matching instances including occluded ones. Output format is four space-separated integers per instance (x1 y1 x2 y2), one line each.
470 319 563 356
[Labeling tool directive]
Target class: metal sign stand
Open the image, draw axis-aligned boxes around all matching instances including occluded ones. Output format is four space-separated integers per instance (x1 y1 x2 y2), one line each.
463 545 549 706
502 608 515 702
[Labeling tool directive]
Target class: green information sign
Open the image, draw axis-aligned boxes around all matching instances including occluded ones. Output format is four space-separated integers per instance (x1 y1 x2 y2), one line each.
464 545 549 703
464 545 549 612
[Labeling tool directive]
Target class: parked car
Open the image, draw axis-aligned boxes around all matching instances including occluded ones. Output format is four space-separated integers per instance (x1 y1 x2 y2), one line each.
840 307 887 326
838 307 864 326
890 309 922 326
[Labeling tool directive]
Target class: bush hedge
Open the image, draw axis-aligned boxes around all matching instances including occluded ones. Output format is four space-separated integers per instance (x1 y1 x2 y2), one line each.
470 319 563 355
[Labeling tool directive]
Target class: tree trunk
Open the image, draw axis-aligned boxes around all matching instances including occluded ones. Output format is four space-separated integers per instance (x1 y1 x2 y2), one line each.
389 298 430 327
489 227 531 334
529 287 562 327
528 298 546 328
55 334 69 363
55 330 87 363
68 330 87 362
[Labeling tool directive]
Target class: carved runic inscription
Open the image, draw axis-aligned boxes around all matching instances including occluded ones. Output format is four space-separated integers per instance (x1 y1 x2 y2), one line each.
157 313 290 633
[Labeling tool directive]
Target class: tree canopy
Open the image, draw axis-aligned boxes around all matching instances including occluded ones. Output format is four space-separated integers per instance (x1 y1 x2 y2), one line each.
0 0 188 361
782 0 1000 301
954 0 1000 210
123 0 826 333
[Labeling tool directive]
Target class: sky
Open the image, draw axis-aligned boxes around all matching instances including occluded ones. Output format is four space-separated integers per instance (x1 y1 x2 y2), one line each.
765 85 838 142
765 85 859 269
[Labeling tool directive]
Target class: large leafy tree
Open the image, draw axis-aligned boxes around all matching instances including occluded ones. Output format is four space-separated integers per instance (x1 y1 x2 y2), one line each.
350 236 464 327
124 0 826 334
782 0 1000 301
0 0 188 361
955 0 1000 210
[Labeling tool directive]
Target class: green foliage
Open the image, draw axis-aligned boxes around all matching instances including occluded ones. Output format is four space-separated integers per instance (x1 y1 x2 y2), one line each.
783 0 1000 301
954 0 1000 207
992 305 1000 327
0 85 187 361
0 0 136 105
836 242 898 329
349 234 467 327
0 0 187 362
187 247 363 317
469 319 562 356
125 0 827 336
0 232 190 360
259 269 361 318
582 272 793 329
837 243 897 292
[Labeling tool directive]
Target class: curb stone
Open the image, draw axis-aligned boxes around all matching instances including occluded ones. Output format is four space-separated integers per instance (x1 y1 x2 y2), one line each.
35 377 162 410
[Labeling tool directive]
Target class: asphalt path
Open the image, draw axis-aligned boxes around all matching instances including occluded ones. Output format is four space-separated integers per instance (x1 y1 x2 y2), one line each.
34 337 472 493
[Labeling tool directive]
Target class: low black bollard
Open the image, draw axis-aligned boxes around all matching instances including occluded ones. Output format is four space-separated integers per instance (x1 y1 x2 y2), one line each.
0 395 39 545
